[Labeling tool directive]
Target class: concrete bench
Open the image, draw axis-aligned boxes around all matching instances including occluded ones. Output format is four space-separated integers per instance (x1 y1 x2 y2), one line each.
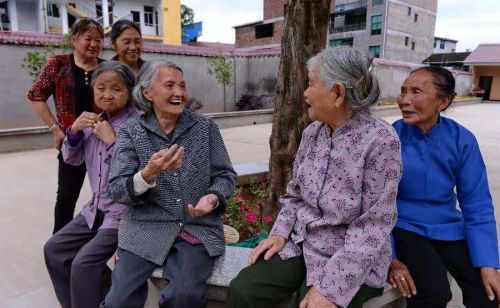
145 246 405 308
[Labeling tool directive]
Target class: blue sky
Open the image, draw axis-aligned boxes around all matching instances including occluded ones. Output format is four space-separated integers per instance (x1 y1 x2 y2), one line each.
181 0 500 51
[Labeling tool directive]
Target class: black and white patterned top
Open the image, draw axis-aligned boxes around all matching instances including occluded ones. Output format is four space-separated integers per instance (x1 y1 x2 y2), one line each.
107 109 237 265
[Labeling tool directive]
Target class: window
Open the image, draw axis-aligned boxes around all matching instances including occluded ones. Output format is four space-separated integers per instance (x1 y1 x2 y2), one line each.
414 13 418 22
255 23 273 39
369 45 380 58
440 41 445 49
433 40 437 48
47 3 60 18
373 0 384 5
405 36 409 46
330 38 354 47
131 11 140 23
411 41 415 50
407 7 411 16
451 48 455 52
371 15 382 35
144 6 154 26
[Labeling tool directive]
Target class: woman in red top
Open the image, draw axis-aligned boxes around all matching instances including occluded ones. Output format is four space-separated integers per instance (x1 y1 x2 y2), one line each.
27 18 104 234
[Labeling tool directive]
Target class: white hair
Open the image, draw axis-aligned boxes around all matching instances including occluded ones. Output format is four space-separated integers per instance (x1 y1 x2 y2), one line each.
307 46 380 112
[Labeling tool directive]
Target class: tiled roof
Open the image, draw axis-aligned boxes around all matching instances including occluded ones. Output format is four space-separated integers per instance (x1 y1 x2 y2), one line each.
0 31 279 58
422 52 471 64
464 44 500 64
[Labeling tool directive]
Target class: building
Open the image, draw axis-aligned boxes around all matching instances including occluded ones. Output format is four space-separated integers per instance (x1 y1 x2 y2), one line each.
329 0 437 63
422 51 470 71
235 0 436 64
433 36 457 53
0 0 181 45
233 0 288 50
464 44 500 101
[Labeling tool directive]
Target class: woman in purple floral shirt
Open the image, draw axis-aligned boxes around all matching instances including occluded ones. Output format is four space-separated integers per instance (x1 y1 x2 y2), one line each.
228 46 402 308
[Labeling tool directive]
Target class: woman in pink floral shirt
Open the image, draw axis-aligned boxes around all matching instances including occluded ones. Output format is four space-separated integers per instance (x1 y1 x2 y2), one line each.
228 46 402 308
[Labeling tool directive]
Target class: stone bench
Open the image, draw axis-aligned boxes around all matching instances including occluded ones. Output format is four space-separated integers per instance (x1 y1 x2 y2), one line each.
145 246 405 308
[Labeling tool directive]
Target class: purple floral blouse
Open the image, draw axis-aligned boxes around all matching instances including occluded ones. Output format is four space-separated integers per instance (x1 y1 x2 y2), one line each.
270 112 402 307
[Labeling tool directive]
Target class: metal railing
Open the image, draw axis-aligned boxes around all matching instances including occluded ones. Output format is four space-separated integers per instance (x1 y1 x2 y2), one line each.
334 0 368 13
330 23 366 33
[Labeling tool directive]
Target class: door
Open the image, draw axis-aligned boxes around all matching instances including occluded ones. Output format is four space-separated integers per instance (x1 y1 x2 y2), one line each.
479 76 493 100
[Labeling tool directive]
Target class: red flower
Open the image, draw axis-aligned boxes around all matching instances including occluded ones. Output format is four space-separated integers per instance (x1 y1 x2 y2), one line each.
245 212 258 222
239 204 247 211
234 194 244 201
263 216 273 223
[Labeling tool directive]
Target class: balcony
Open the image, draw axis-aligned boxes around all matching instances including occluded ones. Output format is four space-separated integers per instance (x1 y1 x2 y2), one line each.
330 22 366 33
331 0 368 16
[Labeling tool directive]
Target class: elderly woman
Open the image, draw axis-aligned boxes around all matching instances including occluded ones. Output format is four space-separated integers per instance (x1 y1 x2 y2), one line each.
27 18 104 234
227 46 402 308
388 66 500 307
101 60 237 308
110 19 144 75
44 61 138 308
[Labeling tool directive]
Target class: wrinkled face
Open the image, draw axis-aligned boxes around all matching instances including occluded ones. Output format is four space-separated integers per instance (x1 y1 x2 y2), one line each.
73 28 103 60
397 70 449 132
93 71 129 116
144 67 187 118
113 27 143 65
304 68 336 123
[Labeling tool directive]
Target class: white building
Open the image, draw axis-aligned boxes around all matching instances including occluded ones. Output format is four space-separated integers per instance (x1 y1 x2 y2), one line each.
0 0 181 45
433 36 457 53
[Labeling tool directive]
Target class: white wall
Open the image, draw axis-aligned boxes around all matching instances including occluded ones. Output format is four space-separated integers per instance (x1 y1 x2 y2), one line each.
113 0 160 36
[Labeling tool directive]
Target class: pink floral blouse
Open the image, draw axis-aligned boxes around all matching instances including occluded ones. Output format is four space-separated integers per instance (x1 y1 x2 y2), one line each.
270 112 402 307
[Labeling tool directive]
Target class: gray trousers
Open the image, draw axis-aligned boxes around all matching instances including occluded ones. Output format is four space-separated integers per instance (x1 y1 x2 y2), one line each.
101 239 215 308
44 213 118 308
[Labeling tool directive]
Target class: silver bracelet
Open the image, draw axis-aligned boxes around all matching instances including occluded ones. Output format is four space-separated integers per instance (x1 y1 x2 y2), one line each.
48 123 59 131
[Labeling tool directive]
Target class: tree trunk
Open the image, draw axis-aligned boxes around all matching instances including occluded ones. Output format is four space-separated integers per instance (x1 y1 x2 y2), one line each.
266 0 331 217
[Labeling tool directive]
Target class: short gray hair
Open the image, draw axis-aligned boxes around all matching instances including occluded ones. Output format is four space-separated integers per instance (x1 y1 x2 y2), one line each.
132 60 184 113
91 61 136 105
307 46 380 112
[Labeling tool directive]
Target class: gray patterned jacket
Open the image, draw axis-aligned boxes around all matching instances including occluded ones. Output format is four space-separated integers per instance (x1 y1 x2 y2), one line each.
107 110 237 265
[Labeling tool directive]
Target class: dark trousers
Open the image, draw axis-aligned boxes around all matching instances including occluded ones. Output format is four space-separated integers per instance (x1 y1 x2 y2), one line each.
102 239 216 308
44 213 118 308
54 152 86 234
393 227 498 308
227 254 383 308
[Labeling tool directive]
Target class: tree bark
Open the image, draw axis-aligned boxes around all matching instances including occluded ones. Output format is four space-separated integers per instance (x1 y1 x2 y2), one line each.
266 0 331 217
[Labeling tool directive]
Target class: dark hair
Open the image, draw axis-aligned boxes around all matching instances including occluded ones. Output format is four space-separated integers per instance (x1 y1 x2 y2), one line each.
71 18 104 38
411 66 456 110
91 61 136 105
110 19 142 43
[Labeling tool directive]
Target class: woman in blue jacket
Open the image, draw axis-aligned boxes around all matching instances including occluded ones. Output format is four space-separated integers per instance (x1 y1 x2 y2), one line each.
388 66 499 307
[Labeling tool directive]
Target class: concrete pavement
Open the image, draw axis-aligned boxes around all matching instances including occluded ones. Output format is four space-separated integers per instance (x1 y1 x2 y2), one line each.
1 102 500 307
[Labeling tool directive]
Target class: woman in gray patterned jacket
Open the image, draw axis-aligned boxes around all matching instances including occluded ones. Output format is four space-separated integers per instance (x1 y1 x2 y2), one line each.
101 60 237 308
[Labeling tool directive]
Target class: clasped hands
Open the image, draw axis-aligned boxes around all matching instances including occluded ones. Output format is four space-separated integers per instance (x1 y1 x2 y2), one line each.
141 144 218 217
71 112 116 145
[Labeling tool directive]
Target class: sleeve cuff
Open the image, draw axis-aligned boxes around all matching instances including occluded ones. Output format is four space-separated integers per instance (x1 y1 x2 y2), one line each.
66 127 84 147
133 171 156 196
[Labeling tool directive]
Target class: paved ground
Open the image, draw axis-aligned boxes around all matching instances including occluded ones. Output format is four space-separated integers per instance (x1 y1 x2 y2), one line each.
1 102 499 307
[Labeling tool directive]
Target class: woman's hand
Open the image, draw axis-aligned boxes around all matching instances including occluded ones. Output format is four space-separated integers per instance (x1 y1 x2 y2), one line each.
387 259 417 298
52 126 65 151
480 267 500 301
141 144 184 184
300 287 337 308
187 194 218 217
248 235 286 266
93 120 116 145
71 112 100 134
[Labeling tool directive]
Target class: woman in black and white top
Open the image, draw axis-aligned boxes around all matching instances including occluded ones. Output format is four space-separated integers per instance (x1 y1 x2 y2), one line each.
101 60 237 308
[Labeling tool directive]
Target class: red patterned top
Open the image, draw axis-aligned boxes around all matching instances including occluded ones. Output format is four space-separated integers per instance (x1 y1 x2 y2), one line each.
27 54 102 132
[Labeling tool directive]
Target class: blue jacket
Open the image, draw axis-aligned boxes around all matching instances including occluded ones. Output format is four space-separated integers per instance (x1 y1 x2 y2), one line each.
393 116 499 268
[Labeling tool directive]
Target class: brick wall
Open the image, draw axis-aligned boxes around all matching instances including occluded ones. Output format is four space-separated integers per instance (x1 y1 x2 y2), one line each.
263 0 287 20
235 20 285 49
